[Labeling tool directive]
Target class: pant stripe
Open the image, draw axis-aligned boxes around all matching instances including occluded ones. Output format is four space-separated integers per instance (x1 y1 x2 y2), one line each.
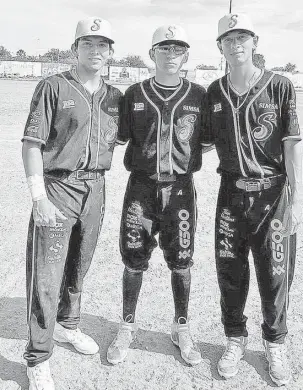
28 222 36 323
191 177 197 234
285 234 290 312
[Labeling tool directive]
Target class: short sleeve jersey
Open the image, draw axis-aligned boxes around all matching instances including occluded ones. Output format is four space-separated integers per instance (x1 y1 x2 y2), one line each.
23 70 122 172
117 77 207 176
203 70 301 177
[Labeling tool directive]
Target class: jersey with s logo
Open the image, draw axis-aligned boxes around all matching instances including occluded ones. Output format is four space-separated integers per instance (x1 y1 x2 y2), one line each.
203 70 301 177
252 112 277 141
118 78 207 175
23 70 122 172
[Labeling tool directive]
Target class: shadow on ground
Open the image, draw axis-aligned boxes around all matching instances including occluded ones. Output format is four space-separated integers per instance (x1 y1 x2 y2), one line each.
0 296 274 388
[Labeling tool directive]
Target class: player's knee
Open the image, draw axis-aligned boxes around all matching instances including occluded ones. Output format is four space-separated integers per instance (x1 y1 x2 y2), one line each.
168 264 191 275
125 265 144 274
171 266 191 273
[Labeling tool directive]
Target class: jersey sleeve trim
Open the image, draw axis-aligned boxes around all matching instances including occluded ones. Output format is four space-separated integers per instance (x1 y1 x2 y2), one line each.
115 139 127 145
282 135 302 142
22 136 46 145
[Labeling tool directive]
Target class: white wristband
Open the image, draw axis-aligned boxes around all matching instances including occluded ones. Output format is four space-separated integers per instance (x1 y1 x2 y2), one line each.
27 174 47 201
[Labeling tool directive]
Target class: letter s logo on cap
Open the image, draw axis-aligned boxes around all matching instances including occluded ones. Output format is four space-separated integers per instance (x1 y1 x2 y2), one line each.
165 26 176 39
91 18 102 31
229 14 238 28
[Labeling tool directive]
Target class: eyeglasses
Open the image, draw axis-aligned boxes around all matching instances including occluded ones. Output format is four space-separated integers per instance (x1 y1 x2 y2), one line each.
154 45 187 56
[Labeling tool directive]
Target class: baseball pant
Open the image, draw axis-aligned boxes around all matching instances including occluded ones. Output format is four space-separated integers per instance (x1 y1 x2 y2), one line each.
24 173 105 366
215 174 296 343
120 173 197 271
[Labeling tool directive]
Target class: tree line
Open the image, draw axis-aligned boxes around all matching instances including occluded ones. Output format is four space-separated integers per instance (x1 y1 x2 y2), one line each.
0 46 299 73
0 46 148 68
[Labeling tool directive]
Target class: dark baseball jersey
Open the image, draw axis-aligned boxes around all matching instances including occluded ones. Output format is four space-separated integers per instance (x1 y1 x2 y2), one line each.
23 69 122 172
202 70 301 177
117 77 207 176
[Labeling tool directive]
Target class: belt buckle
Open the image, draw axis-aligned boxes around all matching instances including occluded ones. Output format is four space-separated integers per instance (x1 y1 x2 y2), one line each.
158 174 176 182
88 171 97 180
245 181 261 192
262 178 271 190
76 170 89 180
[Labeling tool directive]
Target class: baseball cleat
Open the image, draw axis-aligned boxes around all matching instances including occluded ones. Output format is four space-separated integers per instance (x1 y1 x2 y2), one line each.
107 317 138 365
217 336 248 379
263 340 291 386
27 360 55 390
53 323 99 355
171 317 202 366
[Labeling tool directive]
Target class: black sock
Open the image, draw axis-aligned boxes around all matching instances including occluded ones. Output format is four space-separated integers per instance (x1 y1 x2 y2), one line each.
122 266 143 322
171 268 191 323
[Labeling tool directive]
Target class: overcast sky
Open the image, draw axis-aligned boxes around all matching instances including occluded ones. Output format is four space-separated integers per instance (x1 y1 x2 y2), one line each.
1 0 303 70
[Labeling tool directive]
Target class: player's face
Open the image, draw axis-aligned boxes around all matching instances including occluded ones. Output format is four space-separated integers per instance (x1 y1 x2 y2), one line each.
76 36 112 71
218 30 257 67
151 44 188 74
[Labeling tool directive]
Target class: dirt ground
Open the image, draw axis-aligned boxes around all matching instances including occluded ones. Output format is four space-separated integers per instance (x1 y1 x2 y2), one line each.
0 80 302 390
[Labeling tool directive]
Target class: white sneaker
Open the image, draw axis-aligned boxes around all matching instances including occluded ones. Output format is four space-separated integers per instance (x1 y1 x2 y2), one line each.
171 317 202 366
217 336 248 378
107 319 138 365
53 323 99 355
263 340 291 386
27 360 55 390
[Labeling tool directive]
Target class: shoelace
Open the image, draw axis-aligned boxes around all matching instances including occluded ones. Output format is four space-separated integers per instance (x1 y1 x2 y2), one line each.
32 364 52 386
65 328 86 343
178 327 194 350
268 344 286 365
113 326 133 350
223 341 242 361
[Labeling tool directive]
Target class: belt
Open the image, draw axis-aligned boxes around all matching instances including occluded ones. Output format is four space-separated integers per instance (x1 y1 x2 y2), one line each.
235 175 285 192
68 170 105 180
153 173 176 182
46 169 105 180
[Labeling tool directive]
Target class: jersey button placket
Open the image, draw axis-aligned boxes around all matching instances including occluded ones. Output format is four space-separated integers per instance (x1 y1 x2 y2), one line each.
159 104 171 175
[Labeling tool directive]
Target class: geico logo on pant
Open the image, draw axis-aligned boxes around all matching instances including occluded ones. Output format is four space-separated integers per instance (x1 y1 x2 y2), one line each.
179 209 190 249
271 218 284 262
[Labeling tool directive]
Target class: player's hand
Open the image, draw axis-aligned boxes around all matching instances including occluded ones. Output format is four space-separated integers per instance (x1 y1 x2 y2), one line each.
282 200 303 236
289 200 303 235
33 198 67 227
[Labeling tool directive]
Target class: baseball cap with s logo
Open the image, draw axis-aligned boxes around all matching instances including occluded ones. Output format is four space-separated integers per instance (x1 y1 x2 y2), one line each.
217 13 256 41
152 25 190 47
75 17 114 43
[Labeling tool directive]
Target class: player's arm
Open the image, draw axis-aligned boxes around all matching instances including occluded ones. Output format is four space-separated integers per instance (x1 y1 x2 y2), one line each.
22 80 66 227
201 90 215 154
281 80 303 234
115 88 133 146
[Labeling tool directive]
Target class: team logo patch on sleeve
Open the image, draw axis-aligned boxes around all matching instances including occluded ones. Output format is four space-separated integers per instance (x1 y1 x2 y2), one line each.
174 114 197 142
214 103 222 112
134 102 144 111
63 100 75 109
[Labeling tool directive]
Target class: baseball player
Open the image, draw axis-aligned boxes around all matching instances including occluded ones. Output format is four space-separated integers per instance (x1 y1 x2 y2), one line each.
22 17 121 389
202 13 303 386
106 25 206 366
